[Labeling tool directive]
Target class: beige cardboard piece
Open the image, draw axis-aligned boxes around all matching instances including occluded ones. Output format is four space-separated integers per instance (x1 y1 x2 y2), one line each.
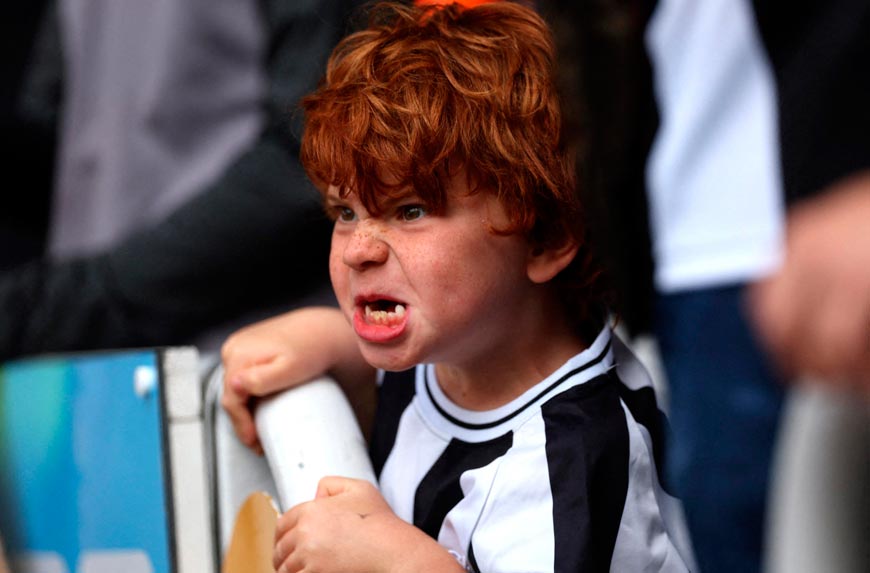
223 492 280 573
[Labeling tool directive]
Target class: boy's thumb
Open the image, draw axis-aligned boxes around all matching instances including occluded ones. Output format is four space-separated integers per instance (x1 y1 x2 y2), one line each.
314 476 351 499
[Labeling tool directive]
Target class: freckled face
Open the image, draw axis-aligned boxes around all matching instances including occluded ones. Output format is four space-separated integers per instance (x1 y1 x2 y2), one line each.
327 177 537 372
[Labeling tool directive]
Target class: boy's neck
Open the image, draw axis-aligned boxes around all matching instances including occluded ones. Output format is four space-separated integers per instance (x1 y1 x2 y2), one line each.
433 303 592 411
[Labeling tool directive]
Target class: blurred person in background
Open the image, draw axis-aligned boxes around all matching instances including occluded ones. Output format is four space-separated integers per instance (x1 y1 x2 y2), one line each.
0 1 55 271
540 0 870 571
0 0 363 361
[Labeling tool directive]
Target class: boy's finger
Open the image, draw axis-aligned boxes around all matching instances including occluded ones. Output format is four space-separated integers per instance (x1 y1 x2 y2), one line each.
315 476 353 499
236 355 309 397
229 407 258 449
220 384 259 449
273 531 296 572
276 505 303 539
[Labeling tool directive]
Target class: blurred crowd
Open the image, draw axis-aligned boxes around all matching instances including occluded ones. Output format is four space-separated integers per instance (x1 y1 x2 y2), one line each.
1 1 867 572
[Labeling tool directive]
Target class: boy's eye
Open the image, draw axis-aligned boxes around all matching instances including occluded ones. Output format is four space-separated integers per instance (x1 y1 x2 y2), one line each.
333 206 356 222
399 204 427 222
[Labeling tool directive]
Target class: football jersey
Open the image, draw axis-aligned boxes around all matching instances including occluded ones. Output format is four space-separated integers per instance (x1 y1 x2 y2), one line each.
369 326 695 572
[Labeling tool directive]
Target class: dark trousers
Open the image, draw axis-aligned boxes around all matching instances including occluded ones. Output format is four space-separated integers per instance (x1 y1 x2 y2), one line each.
655 284 786 573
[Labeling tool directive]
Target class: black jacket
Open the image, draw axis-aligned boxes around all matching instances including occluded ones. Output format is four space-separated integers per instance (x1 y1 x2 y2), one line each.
0 0 360 361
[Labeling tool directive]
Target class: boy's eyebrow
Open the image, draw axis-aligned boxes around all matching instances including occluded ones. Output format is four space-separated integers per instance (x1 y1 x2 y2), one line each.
324 189 344 204
380 190 419 208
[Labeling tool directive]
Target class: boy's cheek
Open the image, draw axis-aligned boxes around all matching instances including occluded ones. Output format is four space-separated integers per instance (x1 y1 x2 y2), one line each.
329 253 347 291
328 272 354 322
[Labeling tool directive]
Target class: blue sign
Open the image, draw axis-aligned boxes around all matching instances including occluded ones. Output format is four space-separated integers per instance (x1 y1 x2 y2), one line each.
0 351 173 573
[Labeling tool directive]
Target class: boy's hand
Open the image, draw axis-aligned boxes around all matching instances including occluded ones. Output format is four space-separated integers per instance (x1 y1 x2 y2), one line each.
273 477 464 573
221 307 374 451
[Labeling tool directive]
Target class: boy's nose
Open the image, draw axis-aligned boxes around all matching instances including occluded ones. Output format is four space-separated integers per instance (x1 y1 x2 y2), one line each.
342 221 389 270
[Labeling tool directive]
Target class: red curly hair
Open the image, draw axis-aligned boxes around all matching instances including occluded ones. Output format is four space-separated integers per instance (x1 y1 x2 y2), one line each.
301 0 611 327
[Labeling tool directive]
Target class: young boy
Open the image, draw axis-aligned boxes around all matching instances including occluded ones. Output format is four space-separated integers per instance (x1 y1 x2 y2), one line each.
221 2 694 571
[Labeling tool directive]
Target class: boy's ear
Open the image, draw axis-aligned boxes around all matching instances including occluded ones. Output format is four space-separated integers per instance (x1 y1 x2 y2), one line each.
526 239 579 284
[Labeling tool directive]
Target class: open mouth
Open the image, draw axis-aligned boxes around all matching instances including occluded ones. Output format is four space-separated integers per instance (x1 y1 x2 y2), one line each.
362 299 406 325
353 295 410 343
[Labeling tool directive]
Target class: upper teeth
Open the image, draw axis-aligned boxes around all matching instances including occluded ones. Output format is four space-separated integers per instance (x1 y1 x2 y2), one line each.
365 303 405 324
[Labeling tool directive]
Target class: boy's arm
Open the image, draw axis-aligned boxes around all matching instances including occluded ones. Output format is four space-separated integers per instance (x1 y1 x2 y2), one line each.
274 477 464 573
221 306 377 451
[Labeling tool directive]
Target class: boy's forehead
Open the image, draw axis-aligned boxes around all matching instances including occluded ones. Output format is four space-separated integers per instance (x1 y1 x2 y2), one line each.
324 183 418 208
324 182 413 198
325 165 474 199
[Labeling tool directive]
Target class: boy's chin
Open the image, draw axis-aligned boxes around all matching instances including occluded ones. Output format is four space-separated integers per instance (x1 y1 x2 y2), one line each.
358 343 418 373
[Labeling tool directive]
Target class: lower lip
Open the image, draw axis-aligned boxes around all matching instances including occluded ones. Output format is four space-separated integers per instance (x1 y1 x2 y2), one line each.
352 307 409 343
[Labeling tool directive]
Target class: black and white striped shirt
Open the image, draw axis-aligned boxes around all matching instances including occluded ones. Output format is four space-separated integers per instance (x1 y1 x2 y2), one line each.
370 327 695 572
